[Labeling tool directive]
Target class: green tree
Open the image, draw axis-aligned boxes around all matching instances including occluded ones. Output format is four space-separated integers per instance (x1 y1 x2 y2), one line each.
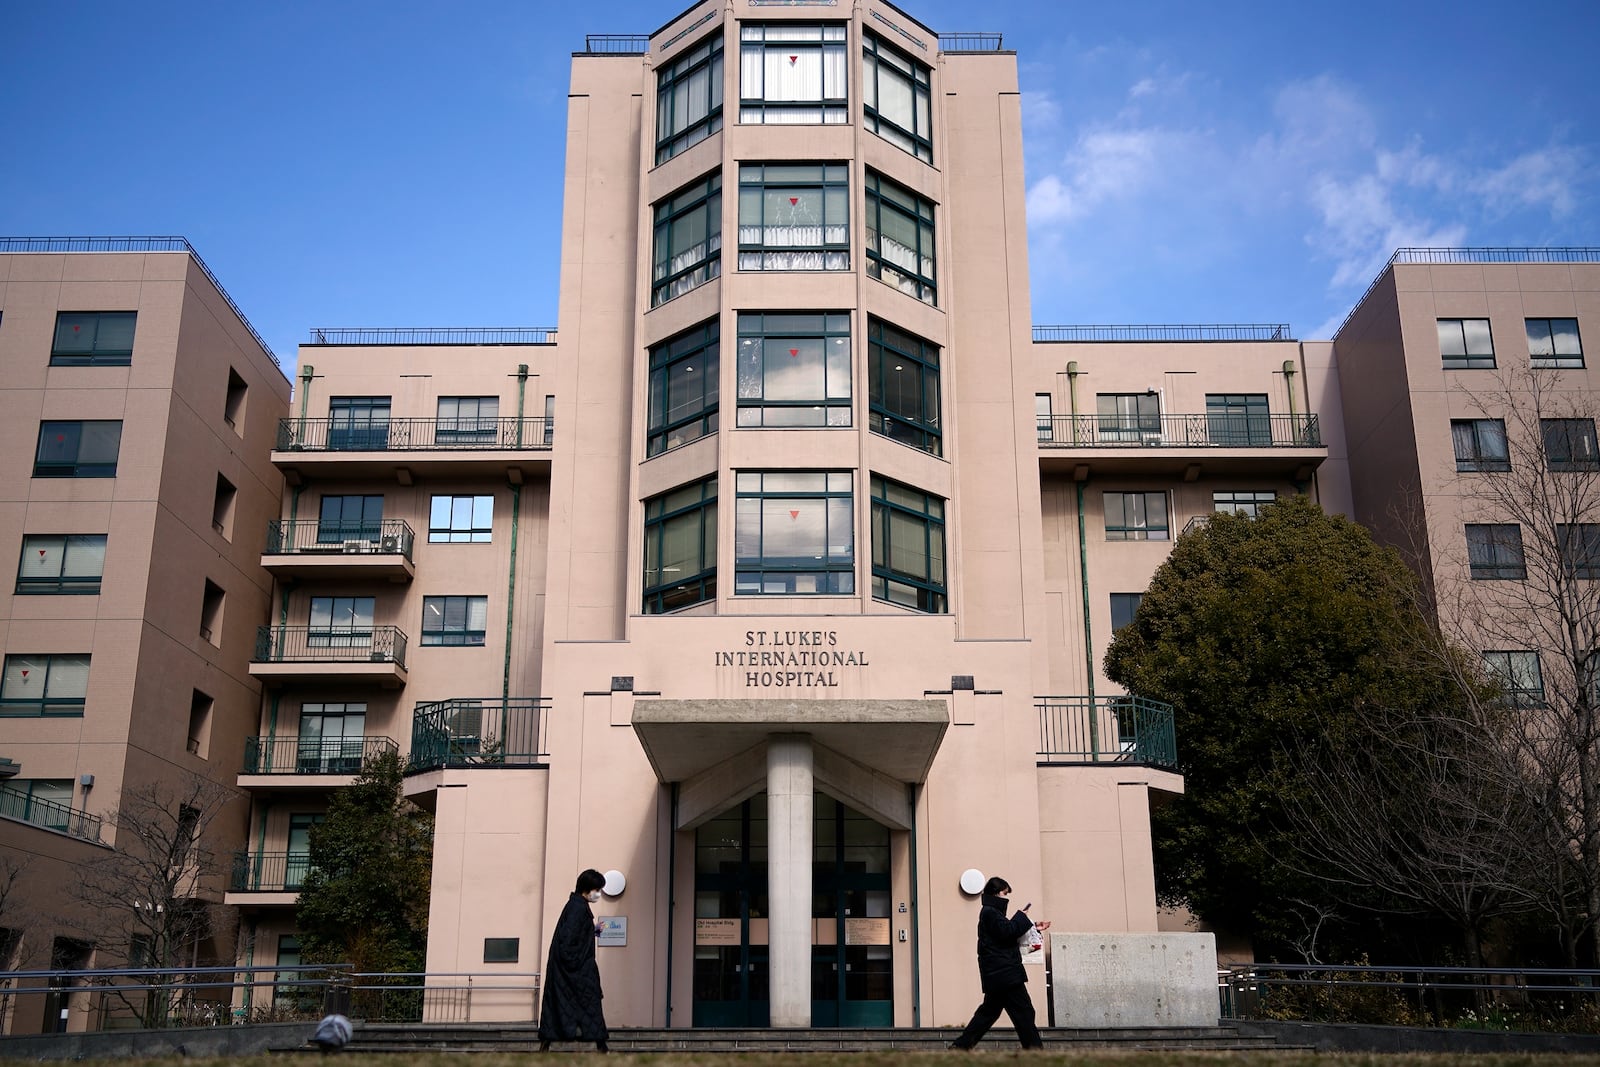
295 750 432 974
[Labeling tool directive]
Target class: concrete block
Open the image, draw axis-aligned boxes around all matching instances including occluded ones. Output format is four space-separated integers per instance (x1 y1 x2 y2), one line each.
1050 932 1218 1028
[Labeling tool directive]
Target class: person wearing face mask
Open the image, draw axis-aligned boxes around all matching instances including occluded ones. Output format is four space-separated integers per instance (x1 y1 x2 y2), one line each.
949 876 1051 1051
538 868 610 1052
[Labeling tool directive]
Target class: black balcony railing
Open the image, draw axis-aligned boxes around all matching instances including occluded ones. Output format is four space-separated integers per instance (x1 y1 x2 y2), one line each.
264 519 416 560
229 850 312 893
1033 323 1294 343
1036 695 1177 771
307 327 555 345
939 33 1004 52
275 417 553 453
581 34 649 54
0 788 102 842
242 735 398 776
410 698 549 773
1037 412 1321 449
253 625 409 669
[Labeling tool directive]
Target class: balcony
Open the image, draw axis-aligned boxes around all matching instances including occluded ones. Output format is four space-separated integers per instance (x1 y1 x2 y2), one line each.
0 789 102 843
1037 413 1325 480
227 850 309 901
1035 695 1177 772
239 735 398 789
272 417 554 484
261 520 416 582
408 698 549 774
249 626 409 688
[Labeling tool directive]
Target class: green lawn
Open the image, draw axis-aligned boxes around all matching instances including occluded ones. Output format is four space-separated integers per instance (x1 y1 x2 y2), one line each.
62 1054 1600 1067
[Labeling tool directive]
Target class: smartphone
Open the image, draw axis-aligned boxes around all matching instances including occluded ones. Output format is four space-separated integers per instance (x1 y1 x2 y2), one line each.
1023 902 1032 911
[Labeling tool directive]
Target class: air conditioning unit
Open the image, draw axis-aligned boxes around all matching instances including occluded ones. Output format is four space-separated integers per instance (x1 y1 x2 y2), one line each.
370 650 391 663
1141 432 1165 447
379 534 401 553
342 540 370 554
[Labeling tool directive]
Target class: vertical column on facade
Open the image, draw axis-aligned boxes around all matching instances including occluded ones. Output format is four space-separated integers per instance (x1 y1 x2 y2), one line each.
766 733 815 1027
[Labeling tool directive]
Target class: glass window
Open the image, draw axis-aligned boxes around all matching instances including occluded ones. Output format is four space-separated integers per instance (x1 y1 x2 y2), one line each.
1104 492 1169 541
0 780 75 832
870 475 945 613
1526 317 1583 369
33 420 121 478
1452 419 1510 472
51 311 136 365
328 397 390 451
653 173 722 306
862 34 932 162
1095 394 1160 443
1439 318 1495 369
16 535 106 594
1558 524 1600 579
1110 592 1143 632
1543 418 1599 471
739 23 848 125
864 172 936 306
1466 523 1525 579
422 596 488 646
285 814 323 890
737 163 849 272
867 319 940 456
648 321 720 457
643 477 717 614
1483 650 1544 708
317 495 384 543
1036 394 1054 443
308 597 375 647
656 32 724 164
1212 490 1277 517
735 471 854 595
1206 394 1271 446
0 654 90 716
429 495 493 543
436 396 500 444
736 312 851 428
298 702 367 773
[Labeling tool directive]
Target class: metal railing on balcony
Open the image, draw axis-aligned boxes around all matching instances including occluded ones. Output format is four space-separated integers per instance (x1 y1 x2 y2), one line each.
582 34 649 54
242 735 398 776
307 327 556 345
229 850 313 893
0 789 102 842
1033 323 1293 343
252 626 409 669
1037 412 1321 449
1036 695 1177 771
410 697 549 773
275 417 554 453
939 33 1004 52
264 519 416 560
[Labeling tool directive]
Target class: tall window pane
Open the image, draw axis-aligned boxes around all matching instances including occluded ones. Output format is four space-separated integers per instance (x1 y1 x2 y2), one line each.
738 163 849 271
653 173 722 306
870 475 945 612
740 24 847 125
862 34 932 162
736 312 851 428
657 33 724 163
867 319 940 456
643 478 717 613
734 471 853 595
648 321 720 457
865 172 936 306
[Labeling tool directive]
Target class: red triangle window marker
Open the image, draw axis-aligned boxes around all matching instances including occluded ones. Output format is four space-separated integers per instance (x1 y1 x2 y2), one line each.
789 348 799 357
73 325 81 333
789 197 799 205
18 670 27 679
788 55 799 64
789 510 800 520
39 550 47 558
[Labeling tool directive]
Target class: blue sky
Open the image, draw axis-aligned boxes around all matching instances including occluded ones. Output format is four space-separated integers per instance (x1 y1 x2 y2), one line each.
3 0 1596 369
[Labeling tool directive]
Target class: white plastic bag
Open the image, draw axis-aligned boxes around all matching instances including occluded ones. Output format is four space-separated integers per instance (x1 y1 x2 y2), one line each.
1019 924 1044 954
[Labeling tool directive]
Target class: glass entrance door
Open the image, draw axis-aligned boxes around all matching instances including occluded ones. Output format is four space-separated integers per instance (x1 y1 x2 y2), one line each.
811 794 893 1027
693 796 769 1027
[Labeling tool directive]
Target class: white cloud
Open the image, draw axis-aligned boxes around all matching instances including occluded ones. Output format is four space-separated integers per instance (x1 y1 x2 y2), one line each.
1471 146 1582 217
1128 77 1156 99
1025 126 1174 225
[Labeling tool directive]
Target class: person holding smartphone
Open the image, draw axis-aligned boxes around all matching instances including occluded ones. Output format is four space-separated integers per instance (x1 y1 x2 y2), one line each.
949 876 1051 1050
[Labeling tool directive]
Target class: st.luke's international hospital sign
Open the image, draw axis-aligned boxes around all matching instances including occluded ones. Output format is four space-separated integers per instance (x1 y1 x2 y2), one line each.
714 629 870 689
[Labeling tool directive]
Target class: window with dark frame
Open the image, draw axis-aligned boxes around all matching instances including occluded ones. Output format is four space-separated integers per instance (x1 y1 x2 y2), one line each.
319 495 385 544
429 495 493 543
870 475 946 613
0 654 89 717
50 311 136 365
1096 394 1160 443
1212 490 1277 517
1104 492 1169 541
1110 592 1144 632
1206 394 1271 446
1543 418 1599 471
656 32 724 164
1558 524 1600 579
1439 318 1495 369
867 318 941 456
308 596 374 647
33 420 121 478
1483 650 1544 708
734 471 854 595
422 596 489 646
1466 523 1526 579
736 312 851 427
436 397 499 444
648 321 720 457
1036 394 1054 442
297 702 367 773
737 163 849 272
739 23 848 125
15 535 106 595
653 173 722 306
1526 317 1584 369
643 477 718 614
862 33 932 162
1452 419 1510 472
865 172 936 306
328 397 391 451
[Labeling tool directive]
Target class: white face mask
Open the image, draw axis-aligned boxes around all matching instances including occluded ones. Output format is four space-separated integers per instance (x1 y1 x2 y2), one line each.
585 890 602 903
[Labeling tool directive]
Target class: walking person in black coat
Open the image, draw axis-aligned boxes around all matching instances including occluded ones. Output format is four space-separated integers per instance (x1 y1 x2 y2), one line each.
538 869 610 1052
950 876 1051 1050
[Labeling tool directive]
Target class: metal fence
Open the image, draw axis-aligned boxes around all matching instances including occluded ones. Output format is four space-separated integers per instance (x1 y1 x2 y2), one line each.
582 35 649 54
229 851 312 893
0 789 101 842
307 327 556 345
1038 412 1321 449
1033 323 1293 343
1036 695 1177 771
939 33 1004 52
275 417 554 452
252 625 409 668
410 698 550 772
242 735 398 776
264 519 415 559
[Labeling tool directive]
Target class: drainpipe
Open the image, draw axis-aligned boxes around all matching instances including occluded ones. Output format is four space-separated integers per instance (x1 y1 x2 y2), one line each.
242 917 257 1013
295 364 314 443
1076 482 1098 754
515 364 529 446
665 783 678 1028
907 783 921 1027
1281 359 1298 421
1065 361 1081 443
503 366 529 703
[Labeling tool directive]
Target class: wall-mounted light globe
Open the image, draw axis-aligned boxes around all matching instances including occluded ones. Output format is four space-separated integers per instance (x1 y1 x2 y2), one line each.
603 869 626 898
958 868 985 895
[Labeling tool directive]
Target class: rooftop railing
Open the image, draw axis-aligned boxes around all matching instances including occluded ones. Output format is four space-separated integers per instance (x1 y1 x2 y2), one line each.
581 34 649 54
1038 412 1321 449
307 327 556 345
939 33 1004 52
0 237 281 369
1033 323 1294 343
253 625 409 669
0 788 102 842
265 519 416 560
410 697 550 773
1036 694 1177 771
242 735 398 776
276 417 554 453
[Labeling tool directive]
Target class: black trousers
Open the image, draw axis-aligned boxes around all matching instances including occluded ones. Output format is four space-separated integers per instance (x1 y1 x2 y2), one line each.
951 981 1042 1049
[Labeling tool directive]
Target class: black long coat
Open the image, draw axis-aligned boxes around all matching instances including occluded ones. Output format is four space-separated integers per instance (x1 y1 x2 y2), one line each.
538 892 608 1043
974 893 1035 993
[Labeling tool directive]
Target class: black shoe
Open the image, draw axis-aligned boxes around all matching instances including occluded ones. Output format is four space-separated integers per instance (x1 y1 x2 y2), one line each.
596 1042 609 1053
538 1041 551 1053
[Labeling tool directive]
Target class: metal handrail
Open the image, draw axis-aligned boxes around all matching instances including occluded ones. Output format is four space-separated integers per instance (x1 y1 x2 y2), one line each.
229 850 313 892
939 33 1004 52
0 789 102 842
1221 962 1600 1023
410 697 550 773
264 519 416 560
307 327 556 345
1033 323 1293 343
582 34 649 54
1036 695 1177 771
242 735 398 775
252 625 409 668
1038 412 1322 449
275 417 554 452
